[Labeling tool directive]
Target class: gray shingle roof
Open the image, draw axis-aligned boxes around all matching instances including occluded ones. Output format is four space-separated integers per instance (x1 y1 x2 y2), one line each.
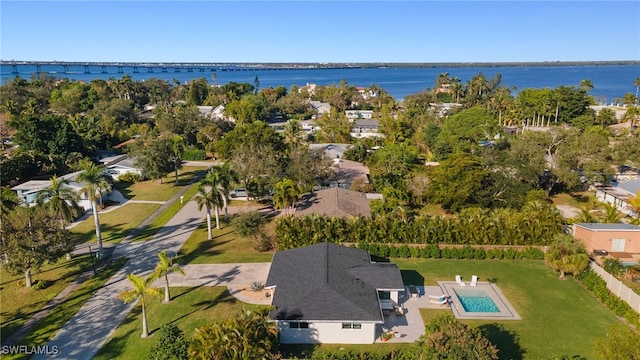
265 243 404 322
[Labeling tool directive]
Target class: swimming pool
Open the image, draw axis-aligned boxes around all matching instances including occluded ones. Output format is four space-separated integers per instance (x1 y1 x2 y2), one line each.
454 288 499 312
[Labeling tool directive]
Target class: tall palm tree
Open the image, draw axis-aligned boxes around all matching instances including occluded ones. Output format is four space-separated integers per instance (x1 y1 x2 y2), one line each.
77 161 112 257
579 79 594 95
35 175 81 228
194 183 224 239
119 272 162 338
634 77 640 104
171 135 185 185
151 250 185 303
205 163 237 219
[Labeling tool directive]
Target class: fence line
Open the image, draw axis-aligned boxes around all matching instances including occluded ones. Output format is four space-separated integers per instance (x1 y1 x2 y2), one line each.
589 262 640 314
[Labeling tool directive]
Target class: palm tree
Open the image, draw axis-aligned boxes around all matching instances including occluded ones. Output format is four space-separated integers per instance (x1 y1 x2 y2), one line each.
171 135 185 185
602 203 622 223
151 250 185 303
628 190 640 219
119 272 162 338
545 234 589 279
35 175 81 228
205 164 237 219
273 178 302 216
77 161 112 257
579 79 594 94
194 183 224 239
634 77 640 104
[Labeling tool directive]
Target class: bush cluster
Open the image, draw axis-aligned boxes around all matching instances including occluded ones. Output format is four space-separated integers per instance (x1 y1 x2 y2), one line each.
577 269 640 328
182 148 207 161
356 243 544 260
117 172 142 183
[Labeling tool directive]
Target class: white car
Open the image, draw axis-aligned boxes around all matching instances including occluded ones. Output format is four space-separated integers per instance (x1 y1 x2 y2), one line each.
229 188 247 198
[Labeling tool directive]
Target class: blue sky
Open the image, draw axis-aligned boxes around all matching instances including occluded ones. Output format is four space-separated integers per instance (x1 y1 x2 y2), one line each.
1 1 639 63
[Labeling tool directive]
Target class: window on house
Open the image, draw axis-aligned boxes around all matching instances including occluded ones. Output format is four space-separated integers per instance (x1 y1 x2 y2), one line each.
378 291 391 300
289 322 309 329
342 323 362 330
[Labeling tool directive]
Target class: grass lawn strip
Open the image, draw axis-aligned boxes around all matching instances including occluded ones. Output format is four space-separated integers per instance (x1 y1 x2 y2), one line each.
93 286 267 360
70 203 161 245
2 258 128 360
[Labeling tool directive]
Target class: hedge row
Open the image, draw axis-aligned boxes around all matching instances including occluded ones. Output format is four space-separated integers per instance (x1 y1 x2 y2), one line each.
182 148 207 161
577 268 640 327
356 243 545 260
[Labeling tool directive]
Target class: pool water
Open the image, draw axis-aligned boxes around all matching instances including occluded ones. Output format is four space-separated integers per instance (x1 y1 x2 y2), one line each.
455 288 500 313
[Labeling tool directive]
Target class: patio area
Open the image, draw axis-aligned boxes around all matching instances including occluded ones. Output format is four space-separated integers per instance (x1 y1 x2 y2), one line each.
376 285 452 343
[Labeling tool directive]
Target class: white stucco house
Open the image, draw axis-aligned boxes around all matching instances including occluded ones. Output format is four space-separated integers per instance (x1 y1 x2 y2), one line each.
265 243 405 344
104 156 144 181
351 119 383 139
11 171 97 212
345 110 373 120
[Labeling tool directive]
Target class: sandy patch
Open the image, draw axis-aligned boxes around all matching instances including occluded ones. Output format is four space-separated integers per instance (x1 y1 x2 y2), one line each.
555 205 579 219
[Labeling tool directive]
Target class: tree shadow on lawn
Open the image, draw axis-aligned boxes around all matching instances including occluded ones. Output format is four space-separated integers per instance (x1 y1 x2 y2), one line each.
477 323 525 360
95 305 141 359
570 193 592 204
161 289 236 333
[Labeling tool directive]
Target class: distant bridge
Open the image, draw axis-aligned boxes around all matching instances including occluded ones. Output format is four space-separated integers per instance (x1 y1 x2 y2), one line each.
0 61 360 75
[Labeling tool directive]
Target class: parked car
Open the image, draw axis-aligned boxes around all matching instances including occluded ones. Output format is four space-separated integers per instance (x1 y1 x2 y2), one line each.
229 188 247 198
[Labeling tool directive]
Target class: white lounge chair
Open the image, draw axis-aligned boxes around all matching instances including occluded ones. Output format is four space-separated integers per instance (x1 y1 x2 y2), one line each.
455 275 466 286
471 275 478 286
428 294 448 301
429 298 449 305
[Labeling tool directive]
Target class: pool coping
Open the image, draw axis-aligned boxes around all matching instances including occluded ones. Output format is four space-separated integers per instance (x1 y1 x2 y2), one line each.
438 281 521 320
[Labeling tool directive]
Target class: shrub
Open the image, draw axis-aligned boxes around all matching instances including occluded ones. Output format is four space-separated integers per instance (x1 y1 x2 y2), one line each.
182 148 207 161
118 172 141 183
147 324 190 360
250 281 264 291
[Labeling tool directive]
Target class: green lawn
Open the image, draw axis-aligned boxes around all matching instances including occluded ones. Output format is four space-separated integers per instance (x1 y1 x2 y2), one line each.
178 220 273 264
93 286 267 360
70 203 160 245
134 183 200 243
112 166 207 202
394 258 621 360
0 255 94 340
3 258 127 360
550 191 597 210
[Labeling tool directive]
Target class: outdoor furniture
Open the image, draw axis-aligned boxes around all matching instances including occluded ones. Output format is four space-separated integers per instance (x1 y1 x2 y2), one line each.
471 275 478 287
394 305 405 316
408 285 419 299
455 275 466 286
428 294 449 301
429 297 449 306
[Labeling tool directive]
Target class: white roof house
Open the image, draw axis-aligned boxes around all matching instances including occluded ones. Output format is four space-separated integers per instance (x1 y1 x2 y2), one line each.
345 110 373 120
11 171 94 211
595 179 640 217
351 119 383 139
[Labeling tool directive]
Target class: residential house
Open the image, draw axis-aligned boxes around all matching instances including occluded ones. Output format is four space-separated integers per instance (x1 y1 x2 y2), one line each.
345 110 373 120
197 105 233 122
595 179 640 217
295 187 373 218
573 223 640 258
11 171 96 211
309 143 352 160
265 242 405 344
351 119 382 139
309 100 331 117
102 155 144 181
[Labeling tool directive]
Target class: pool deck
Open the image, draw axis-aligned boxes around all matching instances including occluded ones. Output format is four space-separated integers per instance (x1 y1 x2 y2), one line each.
439 281 521 320
375 282 520 343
